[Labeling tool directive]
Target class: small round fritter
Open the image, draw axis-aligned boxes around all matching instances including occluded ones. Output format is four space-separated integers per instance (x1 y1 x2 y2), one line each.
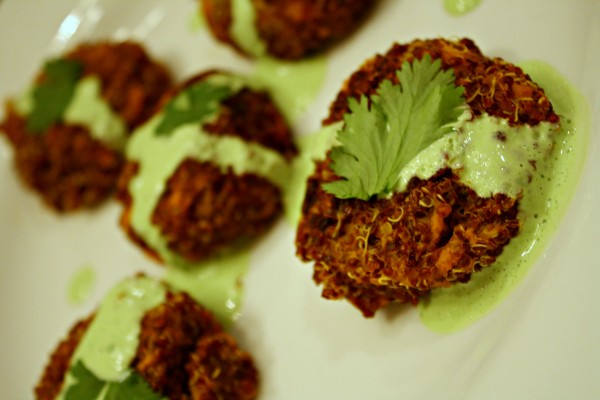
34 290 258 400
118 72 296 263
0 41 172 212
201 0 377 60
295 38 559 317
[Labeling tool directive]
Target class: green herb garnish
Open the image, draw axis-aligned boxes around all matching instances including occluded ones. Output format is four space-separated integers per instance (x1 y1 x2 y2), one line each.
323 55 465 200
104 372 164 400
63 360 105 400
64 361 164 400
155 81 232 135
27 58 82 134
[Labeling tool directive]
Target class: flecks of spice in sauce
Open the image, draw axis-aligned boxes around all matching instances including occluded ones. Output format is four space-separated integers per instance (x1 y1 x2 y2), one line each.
419 61 590 333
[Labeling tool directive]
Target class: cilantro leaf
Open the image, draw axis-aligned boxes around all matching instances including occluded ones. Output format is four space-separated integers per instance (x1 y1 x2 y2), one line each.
105 372 165 400
27 58 82 134
155 81 232 135
63 361 165 400
324 55 465 200
63 361 105 400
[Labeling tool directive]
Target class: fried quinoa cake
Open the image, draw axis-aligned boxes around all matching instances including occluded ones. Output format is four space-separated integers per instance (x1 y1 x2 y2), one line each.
35 285 258 400
295 38 560 317
0 41 172 212
201 0 377 59
118 71 296 264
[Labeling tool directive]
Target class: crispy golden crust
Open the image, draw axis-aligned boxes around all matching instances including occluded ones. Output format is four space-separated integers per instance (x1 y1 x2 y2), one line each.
118 72 295 264
201 0 235 52
0 41 172 212
204 86 297 160
132 291 223 399
298 166 521 317
326 38 559 126
152 160 283 262
201 0 377 59
34 291 258 400
34 317 94 400
1 105 124 211
187 333 259 400
65 41 173 130
314 264 422 318
296 38 556 317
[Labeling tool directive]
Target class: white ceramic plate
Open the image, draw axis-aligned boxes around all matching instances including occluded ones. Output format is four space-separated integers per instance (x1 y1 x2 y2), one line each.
1 0 599 399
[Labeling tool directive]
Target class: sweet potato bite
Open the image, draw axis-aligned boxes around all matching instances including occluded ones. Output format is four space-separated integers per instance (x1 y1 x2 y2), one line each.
35 278 258 400
0 41 172 212
295 38 559 317
118 71 296 264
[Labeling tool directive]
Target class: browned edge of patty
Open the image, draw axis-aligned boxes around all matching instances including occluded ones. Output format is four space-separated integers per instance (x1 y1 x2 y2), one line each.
34 317 94 400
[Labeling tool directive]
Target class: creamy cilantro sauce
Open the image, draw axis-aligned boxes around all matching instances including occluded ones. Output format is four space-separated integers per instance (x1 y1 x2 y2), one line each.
57 276 166 399
418 61 590 333
443 0 482 15
164 249 251 324
64 77 127 151
254 56 327 123
188 7 206 32
230 0 266 57
67 265 96 306
15 76 127 151
394 111 559 198
284 122 341 225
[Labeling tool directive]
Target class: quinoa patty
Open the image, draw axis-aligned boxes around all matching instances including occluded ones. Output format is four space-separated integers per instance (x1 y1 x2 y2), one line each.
201 0 377 60
295 38 559 317
34 290 258 400
0 41 172 212
118 71 296 263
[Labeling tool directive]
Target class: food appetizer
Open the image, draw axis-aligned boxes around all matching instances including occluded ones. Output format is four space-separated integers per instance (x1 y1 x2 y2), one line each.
0 41 172 212
201 0 377 59
295 38 560 317
35 275 258 400
118 71 296 265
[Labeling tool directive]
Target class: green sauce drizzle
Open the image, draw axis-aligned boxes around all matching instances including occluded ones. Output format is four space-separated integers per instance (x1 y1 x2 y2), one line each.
67 276 166 383
15 76 127 151
253 56 327 123
67 265 96 306
188 9 206 32
283 122 341 225
164 250 251 324
394 112 558 198
230 0 266 57
64 76 127 151
444 0 482 16
418 61 590 333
